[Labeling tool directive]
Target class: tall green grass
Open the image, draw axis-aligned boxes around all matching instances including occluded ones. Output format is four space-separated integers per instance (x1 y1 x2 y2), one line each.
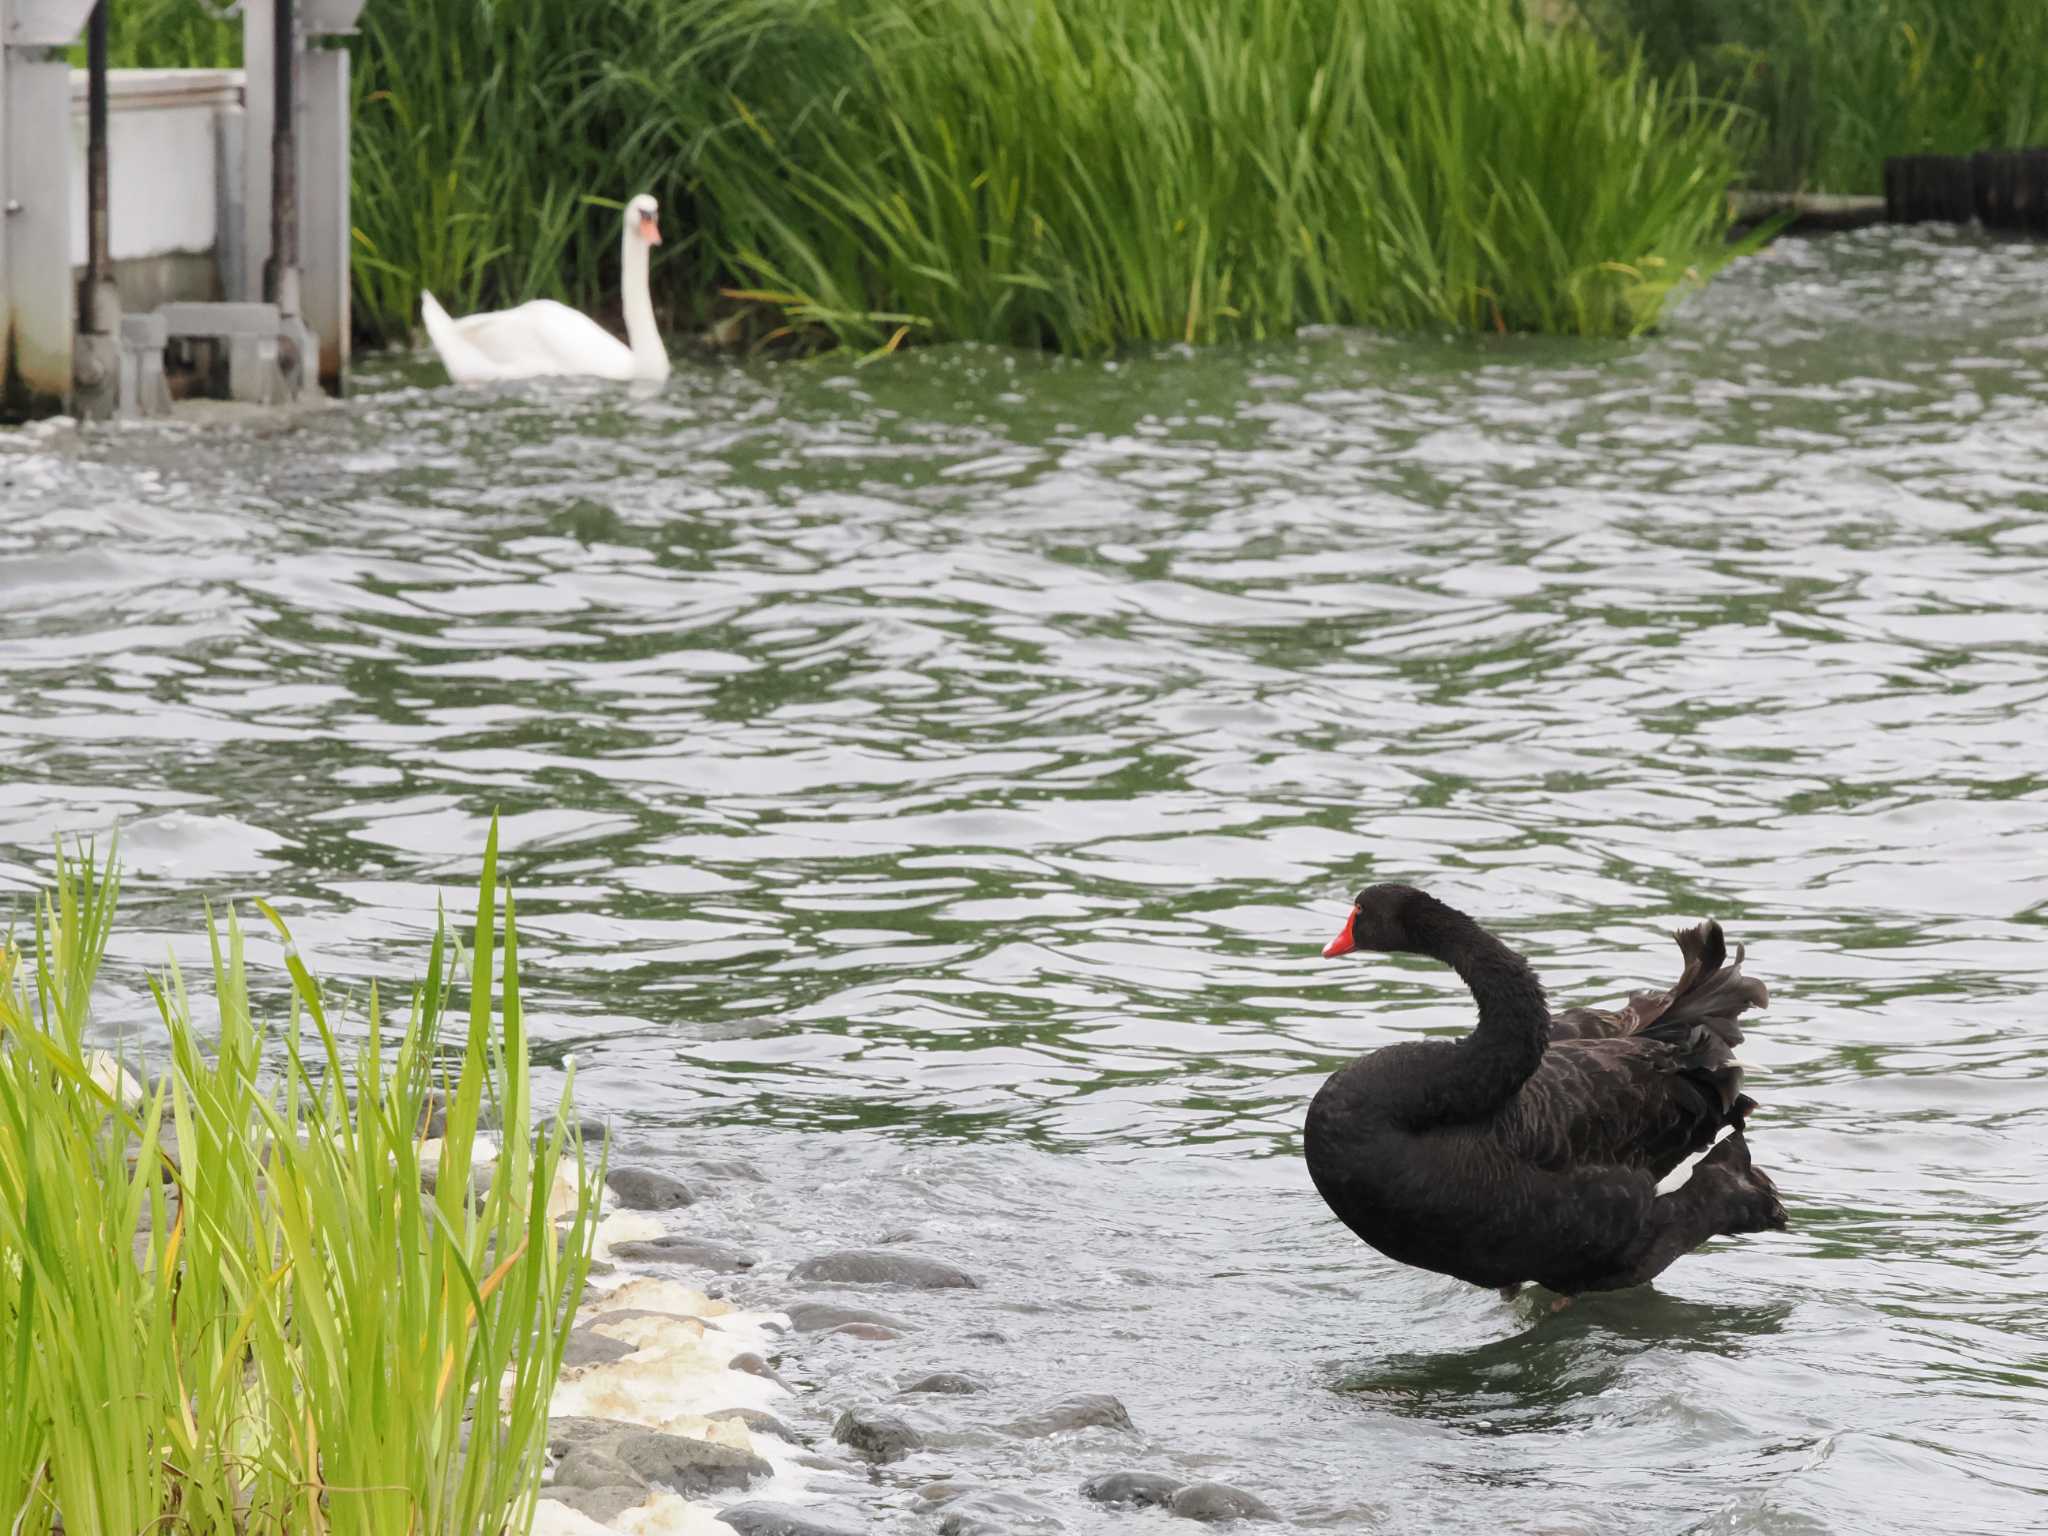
110 0 1745 348
711 0 1743 348
0 824 598 1535
344 0 1743 350
1571 0 2048 192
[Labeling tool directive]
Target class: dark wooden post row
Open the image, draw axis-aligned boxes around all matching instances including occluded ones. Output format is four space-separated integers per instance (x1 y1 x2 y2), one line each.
1885 149 2048 233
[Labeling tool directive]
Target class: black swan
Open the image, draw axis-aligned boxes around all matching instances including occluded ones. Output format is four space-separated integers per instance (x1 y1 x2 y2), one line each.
1304 885 1786 1298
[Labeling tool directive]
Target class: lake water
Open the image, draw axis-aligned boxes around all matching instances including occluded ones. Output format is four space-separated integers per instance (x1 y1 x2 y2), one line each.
4 227 2046 1534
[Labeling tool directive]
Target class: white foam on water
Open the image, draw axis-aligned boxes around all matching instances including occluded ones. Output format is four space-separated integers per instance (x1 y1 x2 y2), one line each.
547 1346 791 1422
591 1209 664 1263
583 1276 735 1321
533 1493 737 1536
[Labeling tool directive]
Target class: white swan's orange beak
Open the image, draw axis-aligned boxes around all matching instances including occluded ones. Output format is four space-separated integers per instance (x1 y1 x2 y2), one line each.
640 211 663 245
1322 909 1358 959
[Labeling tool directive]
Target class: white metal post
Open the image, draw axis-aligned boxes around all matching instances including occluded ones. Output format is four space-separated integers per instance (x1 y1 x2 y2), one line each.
5 0 101 412
300 44 348 388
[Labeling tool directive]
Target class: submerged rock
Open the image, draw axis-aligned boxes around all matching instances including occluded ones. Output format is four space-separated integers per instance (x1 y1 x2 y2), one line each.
719 1501 868 1536
606 1167 694 1210
1083 1470 1184 1508
784 1301 913 1334
828 1322 904 1341
608 1235 758 1271
789 1250 978 1289
728 1352 792 1390
832 1406 924 1463
937 1490 1065 1535
900 1371 985 1396
692 1157 768 1183
1168 1482 1280 1523
1004 1393 1134 1437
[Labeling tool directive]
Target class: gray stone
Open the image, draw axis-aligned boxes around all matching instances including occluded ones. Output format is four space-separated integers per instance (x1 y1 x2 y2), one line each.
561 1327 637 1369
606 1167 694 1210
718 1501 868 1536
542 1417 771 1496
707 1407 803 1443
549 1449 642 1491
537 1486 651 1525
547 1417 640 1454
789 1250 978 1290
609 1236 757 1271
1083 1471 1185 1508
1005 1393 1134 1438
1168 1483 1279 1523
900 1371 985 1395
613 1429 771 1494
831 1407 923 1464
784 1302 912 1334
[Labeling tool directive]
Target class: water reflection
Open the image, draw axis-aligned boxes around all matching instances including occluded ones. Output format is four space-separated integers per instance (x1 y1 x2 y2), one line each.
1336 1291 1796 1433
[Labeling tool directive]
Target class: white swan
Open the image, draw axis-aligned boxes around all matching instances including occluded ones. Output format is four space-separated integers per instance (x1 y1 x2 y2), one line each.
420 194 671 383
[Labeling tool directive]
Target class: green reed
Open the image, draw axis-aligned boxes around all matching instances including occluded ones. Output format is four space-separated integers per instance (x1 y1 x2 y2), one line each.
0 823 597 1535
111 0 1744 348
1571 0 2048 192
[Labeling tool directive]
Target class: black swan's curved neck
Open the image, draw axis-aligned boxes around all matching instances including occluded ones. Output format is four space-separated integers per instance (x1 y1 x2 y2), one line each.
1410 899 1549 1124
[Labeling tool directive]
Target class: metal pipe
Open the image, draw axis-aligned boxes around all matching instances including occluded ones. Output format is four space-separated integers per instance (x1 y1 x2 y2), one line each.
81 0 111 335
266 0 299 314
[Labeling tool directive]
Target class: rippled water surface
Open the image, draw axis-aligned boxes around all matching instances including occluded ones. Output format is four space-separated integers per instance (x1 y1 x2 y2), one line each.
5 229 2048 1534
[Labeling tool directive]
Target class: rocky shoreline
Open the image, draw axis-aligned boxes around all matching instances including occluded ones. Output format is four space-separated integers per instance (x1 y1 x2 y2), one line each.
543 1152 1284 1534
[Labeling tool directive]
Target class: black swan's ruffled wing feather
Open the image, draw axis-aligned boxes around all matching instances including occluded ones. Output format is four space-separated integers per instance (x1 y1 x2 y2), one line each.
1504 921 1769 1178
1546 920 1766 1044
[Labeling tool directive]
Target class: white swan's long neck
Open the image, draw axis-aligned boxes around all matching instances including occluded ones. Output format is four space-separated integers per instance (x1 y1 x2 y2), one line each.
620 227 669 379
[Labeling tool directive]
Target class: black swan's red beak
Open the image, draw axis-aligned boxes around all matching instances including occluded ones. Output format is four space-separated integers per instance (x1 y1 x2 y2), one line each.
1322 909 1358 959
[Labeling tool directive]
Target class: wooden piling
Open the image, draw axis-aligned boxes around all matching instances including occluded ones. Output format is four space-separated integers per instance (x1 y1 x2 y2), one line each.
1884 148 2048 231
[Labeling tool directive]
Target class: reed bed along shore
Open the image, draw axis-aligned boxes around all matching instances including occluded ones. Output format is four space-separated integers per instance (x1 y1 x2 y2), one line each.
0 827 600 1535
348 0 1744 349
106 0 2042 354
107 0 1740 350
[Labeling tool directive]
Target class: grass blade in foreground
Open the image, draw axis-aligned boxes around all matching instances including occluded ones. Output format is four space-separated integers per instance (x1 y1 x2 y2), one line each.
0 821 599 1534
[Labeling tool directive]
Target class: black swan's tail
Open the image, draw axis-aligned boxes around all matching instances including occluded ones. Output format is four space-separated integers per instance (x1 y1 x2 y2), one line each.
1548 920 1768 1124
1633 921 1768 1049
1633 921 1767 1123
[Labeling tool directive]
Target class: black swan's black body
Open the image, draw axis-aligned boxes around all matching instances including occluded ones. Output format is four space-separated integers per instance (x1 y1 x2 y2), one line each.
1304 885 1786 1295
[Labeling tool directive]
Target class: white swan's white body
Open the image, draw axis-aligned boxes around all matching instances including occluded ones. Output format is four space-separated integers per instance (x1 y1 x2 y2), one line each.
421 194 671 384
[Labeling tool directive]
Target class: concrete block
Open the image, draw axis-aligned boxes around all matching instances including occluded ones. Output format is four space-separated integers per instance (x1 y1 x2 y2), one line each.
159 300 283 337
118 309 170 417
